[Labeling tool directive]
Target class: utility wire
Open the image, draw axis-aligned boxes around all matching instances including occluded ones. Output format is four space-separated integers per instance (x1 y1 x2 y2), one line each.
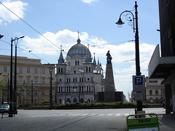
0 39 49 63
0 1 60 51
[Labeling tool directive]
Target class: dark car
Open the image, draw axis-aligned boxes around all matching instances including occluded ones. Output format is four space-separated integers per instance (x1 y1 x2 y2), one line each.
0 103 10 113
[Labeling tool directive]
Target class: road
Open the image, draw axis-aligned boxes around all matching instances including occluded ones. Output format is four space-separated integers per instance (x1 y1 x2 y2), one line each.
0 108 172 131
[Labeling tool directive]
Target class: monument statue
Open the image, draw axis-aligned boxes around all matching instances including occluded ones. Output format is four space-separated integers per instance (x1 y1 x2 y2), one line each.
106 50 112 64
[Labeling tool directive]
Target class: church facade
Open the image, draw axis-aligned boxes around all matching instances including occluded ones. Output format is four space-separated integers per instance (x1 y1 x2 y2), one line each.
56 37 104 104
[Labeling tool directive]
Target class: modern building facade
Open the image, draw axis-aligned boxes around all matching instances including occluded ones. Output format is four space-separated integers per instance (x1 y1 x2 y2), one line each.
56 38 104 104
159 0 175 57
0 55 55 106
148 0 175 114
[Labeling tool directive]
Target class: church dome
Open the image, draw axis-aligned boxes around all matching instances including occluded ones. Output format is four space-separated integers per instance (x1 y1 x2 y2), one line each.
67 38 92 62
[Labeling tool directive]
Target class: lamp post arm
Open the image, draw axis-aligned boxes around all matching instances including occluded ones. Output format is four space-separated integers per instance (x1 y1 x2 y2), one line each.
119 10 135 32
119 10 134 18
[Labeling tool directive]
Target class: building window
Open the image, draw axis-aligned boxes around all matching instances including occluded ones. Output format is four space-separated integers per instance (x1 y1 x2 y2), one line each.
58 87 63 92
89 67 91 72
149 80 157 83
58 87 60 92
80 77 84 82
61 68 63 73
155 90 159 95
34 76 38 84
26 76 31 84
75 60 79 66
34 67 38 74
73 77 77 83
18 76 23 83
3 66 7 73
42 77 45 84
149 90 152 95
67 86 70 92
87 86 89 92
19 67 22 73
27 67 30 73
79 86 83 92
73 87 77 92
42 68 45 74
67 78 71 83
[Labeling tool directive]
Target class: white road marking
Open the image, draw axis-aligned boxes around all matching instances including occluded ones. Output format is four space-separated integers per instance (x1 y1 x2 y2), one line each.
107 113 113 116
98 114 105 116
115 113 121 117
28 113 131 118
124 113 129 116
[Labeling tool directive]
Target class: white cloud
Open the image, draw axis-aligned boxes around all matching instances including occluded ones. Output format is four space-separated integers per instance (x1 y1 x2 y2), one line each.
0 0 27 25
81 0 98 4
21 29 155 97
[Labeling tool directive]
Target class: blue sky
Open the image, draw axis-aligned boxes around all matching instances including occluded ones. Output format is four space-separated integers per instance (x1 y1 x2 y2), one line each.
0 0 160 99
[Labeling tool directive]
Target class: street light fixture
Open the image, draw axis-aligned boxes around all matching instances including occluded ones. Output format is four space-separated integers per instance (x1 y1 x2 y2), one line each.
9 36 24 117
14 36 24 114
116 1 142 111
0 34 4 39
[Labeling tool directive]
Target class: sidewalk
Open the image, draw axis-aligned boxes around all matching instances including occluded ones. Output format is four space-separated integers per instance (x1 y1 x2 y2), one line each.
159 114 175 131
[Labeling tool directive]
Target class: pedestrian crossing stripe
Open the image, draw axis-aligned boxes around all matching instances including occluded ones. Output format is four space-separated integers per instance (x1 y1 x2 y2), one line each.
29 113 132 118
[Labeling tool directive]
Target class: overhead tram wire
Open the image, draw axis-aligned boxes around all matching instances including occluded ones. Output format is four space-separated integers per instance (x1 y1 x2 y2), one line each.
0 39 50 63
0 1 60 52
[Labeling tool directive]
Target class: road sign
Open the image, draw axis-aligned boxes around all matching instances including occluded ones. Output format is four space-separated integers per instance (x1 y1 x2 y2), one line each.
127 113 159 131
132 75 145 101
133 75 145 86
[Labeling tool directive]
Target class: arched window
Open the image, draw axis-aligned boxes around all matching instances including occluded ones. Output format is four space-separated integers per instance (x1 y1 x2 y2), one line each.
66 98 71 103
80 98 84 103
61 68 63 73
73 98 77 103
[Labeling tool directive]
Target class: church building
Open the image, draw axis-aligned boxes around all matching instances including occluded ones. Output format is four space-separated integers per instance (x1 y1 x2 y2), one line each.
56 37 104 104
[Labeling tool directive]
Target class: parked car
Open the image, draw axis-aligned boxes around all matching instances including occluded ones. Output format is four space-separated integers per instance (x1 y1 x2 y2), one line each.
0 103 10 113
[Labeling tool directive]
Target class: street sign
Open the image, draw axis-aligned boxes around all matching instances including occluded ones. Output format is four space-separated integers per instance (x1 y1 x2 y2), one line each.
133 75 145 87
132 75 145 101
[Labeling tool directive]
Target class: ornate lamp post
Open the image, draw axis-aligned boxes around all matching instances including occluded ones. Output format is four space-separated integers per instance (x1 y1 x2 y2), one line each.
116 1 142 111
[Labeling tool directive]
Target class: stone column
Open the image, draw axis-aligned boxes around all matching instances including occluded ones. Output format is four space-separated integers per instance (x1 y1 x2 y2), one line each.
104 51 115 102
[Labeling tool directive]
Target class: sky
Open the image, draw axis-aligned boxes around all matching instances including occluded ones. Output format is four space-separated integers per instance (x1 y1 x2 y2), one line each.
0 0 160 99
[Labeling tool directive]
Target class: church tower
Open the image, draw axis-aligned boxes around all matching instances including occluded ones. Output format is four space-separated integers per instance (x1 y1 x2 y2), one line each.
104 50 115 102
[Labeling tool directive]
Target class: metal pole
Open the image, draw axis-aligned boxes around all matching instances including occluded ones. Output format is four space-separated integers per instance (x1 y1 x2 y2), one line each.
55 84 57 104
7 77 9 102
135 1 142 111
135 1 141 76
31 80 33 105
9 38 13 117
49 64 54 109
14 41 17 114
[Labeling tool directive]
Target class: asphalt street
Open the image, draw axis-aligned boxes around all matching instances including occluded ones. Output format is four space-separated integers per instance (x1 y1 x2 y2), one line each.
0 108 173 131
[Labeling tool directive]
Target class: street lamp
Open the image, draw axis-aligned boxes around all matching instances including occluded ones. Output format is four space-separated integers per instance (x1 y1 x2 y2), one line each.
0 34 4 39
48 64 54 109
9 36 24 117
116 1 141 76
116 1 142 111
